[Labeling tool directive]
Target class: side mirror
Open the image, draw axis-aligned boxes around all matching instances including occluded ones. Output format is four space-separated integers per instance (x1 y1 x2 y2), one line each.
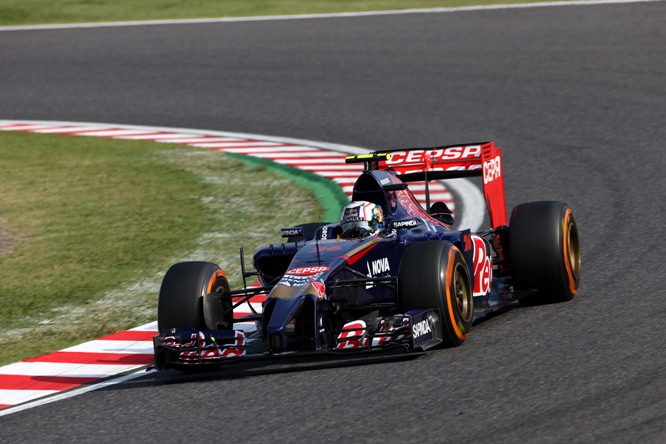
433 213 454 226
429 202 454 225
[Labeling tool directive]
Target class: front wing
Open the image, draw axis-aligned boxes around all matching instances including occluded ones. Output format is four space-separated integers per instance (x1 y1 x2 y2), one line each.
153 309 441 370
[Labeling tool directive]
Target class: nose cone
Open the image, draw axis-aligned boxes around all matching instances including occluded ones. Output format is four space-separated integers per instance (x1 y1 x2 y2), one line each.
264 278 327 354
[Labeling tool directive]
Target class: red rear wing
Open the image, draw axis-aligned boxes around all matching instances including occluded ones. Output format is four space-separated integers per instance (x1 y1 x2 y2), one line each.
347 142 507 228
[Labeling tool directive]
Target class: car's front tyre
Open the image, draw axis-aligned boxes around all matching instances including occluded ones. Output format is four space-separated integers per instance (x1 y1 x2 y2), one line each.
399 241 473 347
157 261 230 332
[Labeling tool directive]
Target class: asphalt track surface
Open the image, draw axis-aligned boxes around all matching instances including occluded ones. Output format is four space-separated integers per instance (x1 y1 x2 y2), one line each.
1 2 665 442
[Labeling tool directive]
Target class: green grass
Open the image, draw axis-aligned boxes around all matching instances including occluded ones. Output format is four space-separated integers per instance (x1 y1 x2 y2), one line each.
1 0 570 26
0 131 324 364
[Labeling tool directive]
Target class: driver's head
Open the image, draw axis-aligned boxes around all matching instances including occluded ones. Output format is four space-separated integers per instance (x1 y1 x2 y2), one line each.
339 201 384 238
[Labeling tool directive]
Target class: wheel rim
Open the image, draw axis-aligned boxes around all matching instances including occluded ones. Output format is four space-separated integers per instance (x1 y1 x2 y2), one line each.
567 221 581 280
453 263 473 323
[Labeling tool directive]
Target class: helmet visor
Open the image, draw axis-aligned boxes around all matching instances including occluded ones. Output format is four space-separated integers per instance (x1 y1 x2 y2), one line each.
341 219 371 234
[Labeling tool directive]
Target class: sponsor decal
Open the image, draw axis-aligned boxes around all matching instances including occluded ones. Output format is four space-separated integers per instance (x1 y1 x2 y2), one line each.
279 266 330 288
368 257 390 275
165 330 248 363
320 225 328 239
472 235 492 296
412 319 432 338
311 281 327 300
462 233 472 252
280 274 317 287
389 191 397 209
342 207 360 222
204 331 247 359
371 316 412 347
336 320 369 349
392 218 419 228
310 244 342 252
162 335 177 347
365 257 390 289
397 191 424 218
385 146 482 166
285 266 330 276
281 227 304 238
483 155 502 184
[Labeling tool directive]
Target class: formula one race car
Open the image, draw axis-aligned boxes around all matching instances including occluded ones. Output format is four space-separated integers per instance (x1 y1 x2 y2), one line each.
153 141 581 370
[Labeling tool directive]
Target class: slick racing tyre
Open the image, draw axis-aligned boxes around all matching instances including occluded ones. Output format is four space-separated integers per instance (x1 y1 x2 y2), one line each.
157 261 231 332
399 241 473 347
509 201 581 304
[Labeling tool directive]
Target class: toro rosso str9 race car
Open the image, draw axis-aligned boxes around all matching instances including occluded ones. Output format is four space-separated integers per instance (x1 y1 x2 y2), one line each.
153 141 581 371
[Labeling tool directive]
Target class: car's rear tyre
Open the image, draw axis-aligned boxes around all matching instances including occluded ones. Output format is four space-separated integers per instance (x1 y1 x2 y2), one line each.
509 201 581 304
157 261 230 333
399 241 473 347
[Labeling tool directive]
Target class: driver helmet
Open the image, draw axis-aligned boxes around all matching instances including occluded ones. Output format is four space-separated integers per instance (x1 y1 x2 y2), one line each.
339 201 384 238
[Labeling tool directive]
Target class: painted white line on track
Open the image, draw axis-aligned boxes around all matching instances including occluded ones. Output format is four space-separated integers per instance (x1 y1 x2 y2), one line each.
267 158 347 164
223 146 323 154
0 0 661 32
0 362 143 378
76 129 156 137
194 141 287 148
119 133 204 140
158 136 243 144
247 151 343 158
0 124 51 130
299 166 365 172
315 171 365 177
0 370 156 417
33 126 109 133
62 341 154 355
